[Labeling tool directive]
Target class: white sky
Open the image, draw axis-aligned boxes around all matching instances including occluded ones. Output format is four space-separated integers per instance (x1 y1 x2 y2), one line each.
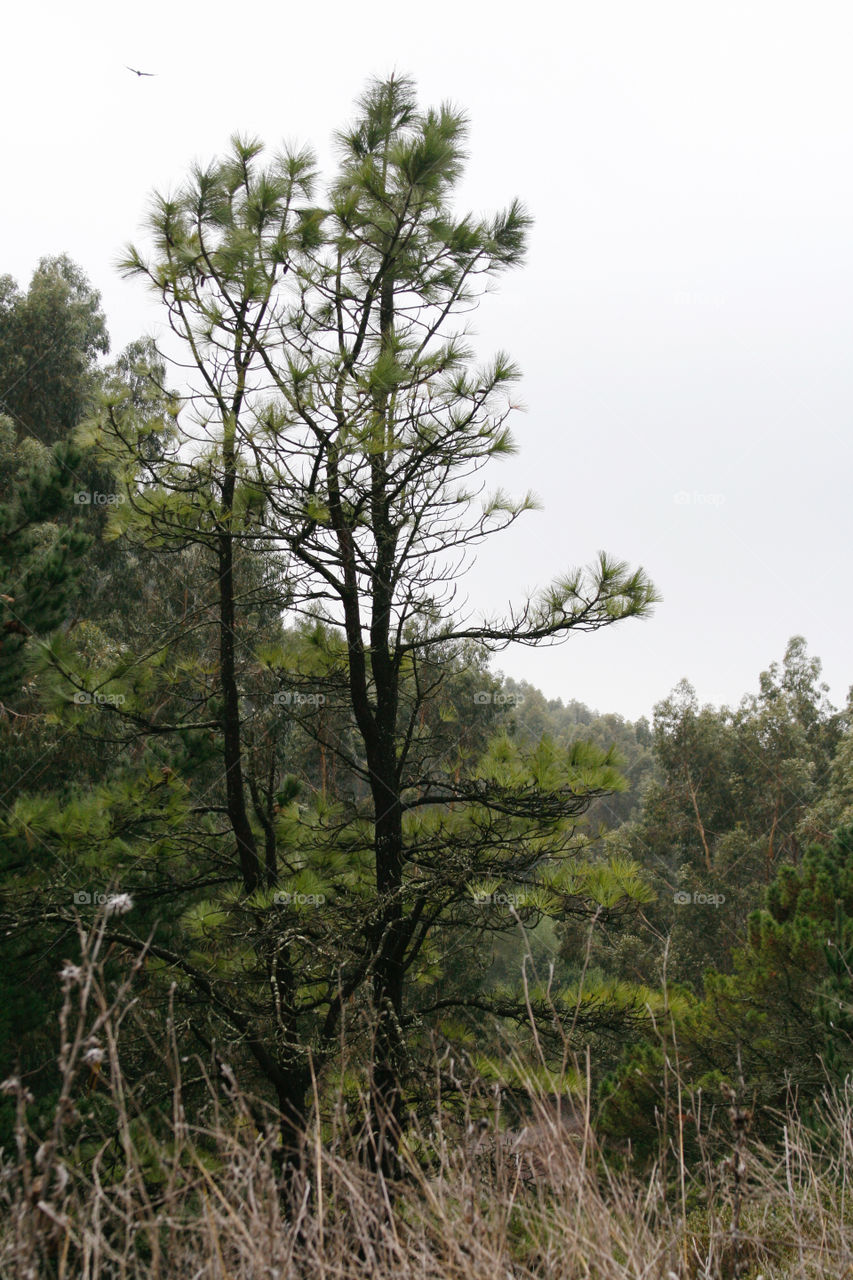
3 0 851 721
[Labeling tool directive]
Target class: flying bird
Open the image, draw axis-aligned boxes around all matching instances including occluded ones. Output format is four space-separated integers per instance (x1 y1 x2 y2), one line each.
126 65 156 77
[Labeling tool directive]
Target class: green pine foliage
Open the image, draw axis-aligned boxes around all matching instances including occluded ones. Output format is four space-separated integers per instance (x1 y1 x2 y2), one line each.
698 824 853 1101
3 79 853 1205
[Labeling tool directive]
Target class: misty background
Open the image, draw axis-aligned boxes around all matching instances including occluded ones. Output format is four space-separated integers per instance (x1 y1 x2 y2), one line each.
3 0 850 719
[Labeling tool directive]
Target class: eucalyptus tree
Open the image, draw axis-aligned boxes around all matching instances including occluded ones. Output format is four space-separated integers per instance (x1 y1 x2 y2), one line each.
0 418 92 705
50 75 658 1164
0 256 108 707
0 255 109 447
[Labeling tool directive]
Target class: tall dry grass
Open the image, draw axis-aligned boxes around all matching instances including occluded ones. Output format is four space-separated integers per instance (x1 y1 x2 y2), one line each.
2 918 853 1279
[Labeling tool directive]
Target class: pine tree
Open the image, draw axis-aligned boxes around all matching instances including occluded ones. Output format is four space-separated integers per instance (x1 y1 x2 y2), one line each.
17 77 658 1167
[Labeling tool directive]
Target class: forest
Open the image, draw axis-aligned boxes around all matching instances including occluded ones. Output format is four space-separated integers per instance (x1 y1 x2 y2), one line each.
2 75 853 1279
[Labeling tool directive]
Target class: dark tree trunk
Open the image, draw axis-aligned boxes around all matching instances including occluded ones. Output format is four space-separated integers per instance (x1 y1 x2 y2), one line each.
217 526 261 895
367 728 407 1174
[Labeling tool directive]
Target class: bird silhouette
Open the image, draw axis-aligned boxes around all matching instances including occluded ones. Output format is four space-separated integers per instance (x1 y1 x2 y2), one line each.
126 65 156 77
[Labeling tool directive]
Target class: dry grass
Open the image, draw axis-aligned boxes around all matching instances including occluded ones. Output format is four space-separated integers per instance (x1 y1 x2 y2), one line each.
2 923 853 1279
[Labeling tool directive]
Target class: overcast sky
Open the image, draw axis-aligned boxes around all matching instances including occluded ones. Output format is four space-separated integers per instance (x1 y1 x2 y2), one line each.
3 0 851 721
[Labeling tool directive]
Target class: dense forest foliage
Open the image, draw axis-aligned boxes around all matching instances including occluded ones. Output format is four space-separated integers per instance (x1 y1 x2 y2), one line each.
1 74 852 1279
